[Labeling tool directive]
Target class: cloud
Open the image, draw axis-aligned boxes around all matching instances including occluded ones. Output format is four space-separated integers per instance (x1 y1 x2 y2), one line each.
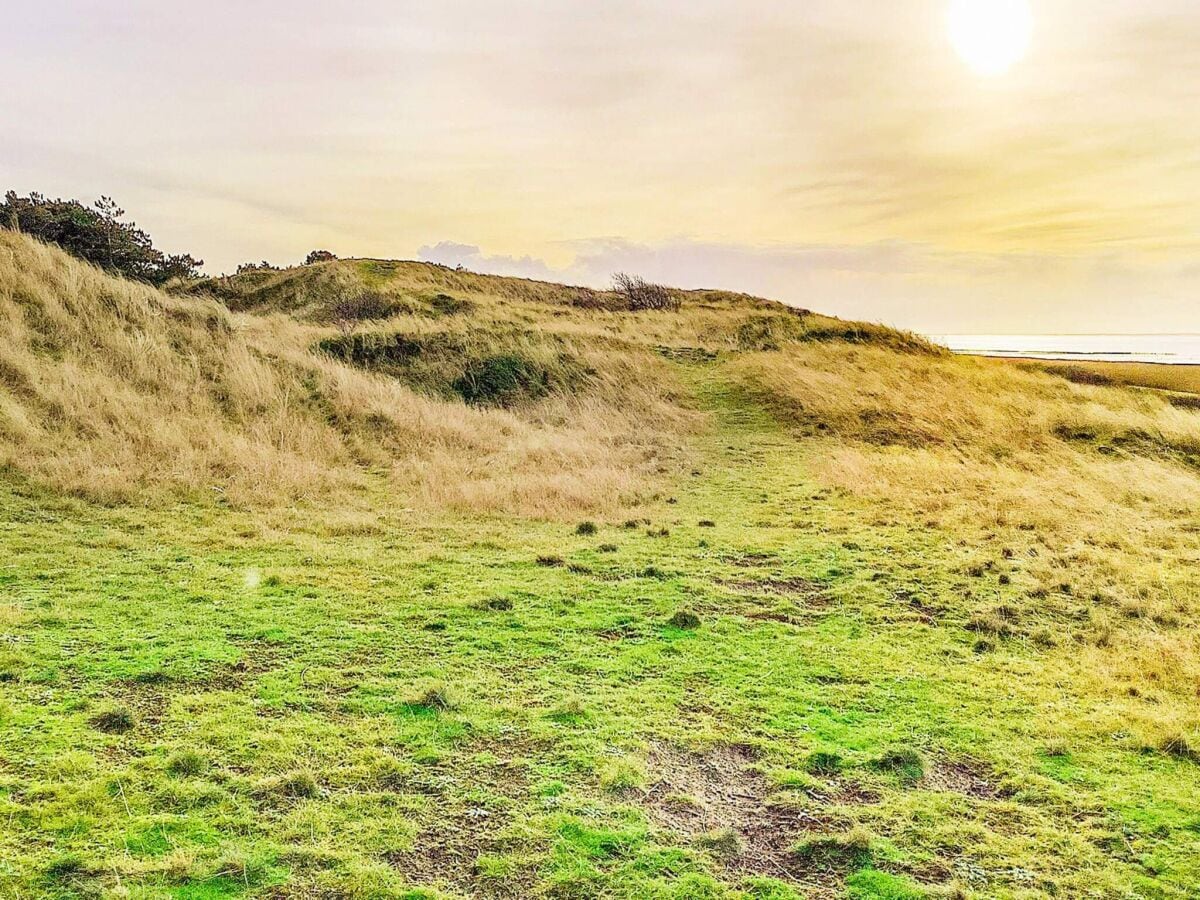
417 242 562 281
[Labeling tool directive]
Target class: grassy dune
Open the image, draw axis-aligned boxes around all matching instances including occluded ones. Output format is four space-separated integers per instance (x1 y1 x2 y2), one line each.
1 235 1198 899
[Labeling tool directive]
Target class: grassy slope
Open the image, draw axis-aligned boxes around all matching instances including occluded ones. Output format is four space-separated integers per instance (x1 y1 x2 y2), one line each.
1 240 1199 899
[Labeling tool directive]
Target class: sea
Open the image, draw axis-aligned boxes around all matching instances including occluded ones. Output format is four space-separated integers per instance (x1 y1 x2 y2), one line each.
932 334 1200 365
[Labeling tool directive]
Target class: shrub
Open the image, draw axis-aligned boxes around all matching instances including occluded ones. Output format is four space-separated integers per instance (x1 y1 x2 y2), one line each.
428 293 474 316
327 291 398 334
1170 395 1200 411
453 354 552 406
304 249 338 265
1049 365 1115 387
612 272 680 311
576 521 598 536
1 191 202 284
236 260 278 274
317 331 425 365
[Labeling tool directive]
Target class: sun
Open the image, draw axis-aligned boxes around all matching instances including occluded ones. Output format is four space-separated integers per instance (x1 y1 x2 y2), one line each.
947 0 1033 77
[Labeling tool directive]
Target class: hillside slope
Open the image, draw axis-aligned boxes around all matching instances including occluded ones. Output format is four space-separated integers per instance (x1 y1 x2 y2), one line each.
0 234 698 511
1 235 1199 898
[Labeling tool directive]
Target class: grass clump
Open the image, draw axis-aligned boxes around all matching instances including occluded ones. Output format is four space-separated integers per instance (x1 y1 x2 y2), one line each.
598 756 646 793
166 750 208 777
409 681 456 712
575 521 598 536
89 706 134 734
44 852 87 879
667 610 702 630
1155 733 1200 764
870 749 924 785
258 771 321 801
547 697 589 724
805 751 843 776
846 869 925 899
792 828 873 872
695 828 741 858
474 597 514 611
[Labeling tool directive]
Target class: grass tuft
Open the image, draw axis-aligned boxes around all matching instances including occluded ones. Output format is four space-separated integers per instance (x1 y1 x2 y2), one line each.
792 828 874 872
870 749 925 785
667 610 702 630
90 706 134 734
166 750 209 777
805 751 843 775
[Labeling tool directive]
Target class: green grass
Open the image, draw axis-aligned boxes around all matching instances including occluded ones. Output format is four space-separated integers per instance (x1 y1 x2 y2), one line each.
1 361 1198 899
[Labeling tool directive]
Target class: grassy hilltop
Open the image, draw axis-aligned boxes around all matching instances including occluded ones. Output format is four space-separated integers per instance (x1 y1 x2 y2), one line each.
1 232 1198 899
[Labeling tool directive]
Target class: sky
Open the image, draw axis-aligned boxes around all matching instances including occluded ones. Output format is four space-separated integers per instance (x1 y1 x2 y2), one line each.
3 1 1198 333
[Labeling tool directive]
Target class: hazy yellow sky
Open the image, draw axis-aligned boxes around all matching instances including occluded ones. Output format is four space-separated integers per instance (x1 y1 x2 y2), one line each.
4 1 1198 332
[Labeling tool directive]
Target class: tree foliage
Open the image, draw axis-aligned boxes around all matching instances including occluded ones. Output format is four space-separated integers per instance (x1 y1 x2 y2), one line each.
0 191 202 284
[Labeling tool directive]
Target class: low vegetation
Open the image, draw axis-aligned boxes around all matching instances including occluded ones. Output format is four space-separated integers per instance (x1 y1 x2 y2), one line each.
1 226 1198 898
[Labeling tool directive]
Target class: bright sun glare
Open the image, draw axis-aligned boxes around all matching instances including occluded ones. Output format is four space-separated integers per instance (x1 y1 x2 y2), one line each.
947 0 1033 76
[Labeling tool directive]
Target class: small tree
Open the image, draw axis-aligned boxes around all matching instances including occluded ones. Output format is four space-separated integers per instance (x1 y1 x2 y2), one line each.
611 272 679 311
305 249 337 265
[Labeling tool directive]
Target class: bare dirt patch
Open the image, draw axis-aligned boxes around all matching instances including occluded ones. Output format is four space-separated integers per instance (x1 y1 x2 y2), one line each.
643 743 841 887
923 758 1005 799
723 552 783 569
383 750 533 897
723 576 827 598
721 577 833 623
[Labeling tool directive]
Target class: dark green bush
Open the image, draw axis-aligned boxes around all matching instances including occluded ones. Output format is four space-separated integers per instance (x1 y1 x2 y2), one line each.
453 354 552 406
428 293 474 316
318 332 425 366
1 191 201 284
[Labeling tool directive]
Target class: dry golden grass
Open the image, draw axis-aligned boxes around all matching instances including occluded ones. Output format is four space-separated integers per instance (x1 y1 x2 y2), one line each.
1016 357 1200 394
729 344 1200 745
0 233 694 513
